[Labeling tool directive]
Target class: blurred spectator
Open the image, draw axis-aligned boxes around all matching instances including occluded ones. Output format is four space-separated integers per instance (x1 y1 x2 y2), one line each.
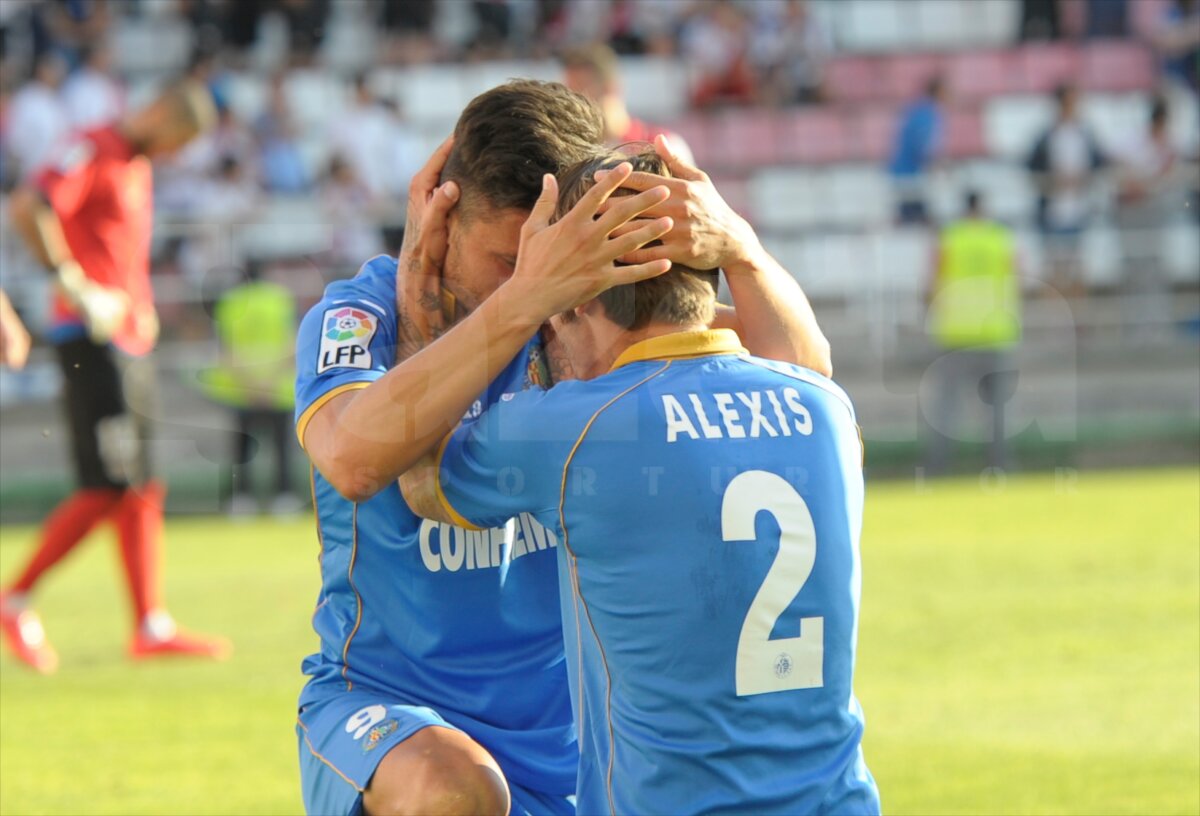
278 0 330 66
326 72 397 201
30 0 110 70
1019 0 1062 40
750 0 832 106
380 0 437 65
471 0 514 58
202 260 299 516
1027 84 1105 300
179 155 260 290
322 154 385 269
888 75 948 225
681 0 755 109
924 190 1021 475
61 42 124 129
0 288 31 370
254 73 309 194
1153 0 1200 95
1085 0 1129 38
561 43 694 163
3 52 68 179
1114 97 1181 333
158 99 256 214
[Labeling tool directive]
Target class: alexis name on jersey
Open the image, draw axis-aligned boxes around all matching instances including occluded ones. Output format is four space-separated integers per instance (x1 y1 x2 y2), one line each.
418 513 558 573
662 386 814 443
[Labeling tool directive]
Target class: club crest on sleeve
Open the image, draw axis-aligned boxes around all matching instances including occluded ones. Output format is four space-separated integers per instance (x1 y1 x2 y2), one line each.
361 719 399 753
317 307 377 373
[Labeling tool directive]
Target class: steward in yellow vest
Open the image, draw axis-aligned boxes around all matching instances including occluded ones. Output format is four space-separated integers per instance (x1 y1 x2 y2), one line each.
929 193 1021 349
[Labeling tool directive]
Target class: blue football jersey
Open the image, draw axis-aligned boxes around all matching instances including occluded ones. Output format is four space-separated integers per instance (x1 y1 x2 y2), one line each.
293 256 576 795
436 329 880 815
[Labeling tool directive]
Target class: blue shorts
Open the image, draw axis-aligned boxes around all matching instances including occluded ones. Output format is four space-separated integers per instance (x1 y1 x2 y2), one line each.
296 691 575 816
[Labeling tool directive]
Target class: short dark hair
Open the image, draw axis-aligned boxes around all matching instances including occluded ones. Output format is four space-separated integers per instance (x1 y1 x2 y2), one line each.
964 189 982 213
554 149 718 330
440 80 604 219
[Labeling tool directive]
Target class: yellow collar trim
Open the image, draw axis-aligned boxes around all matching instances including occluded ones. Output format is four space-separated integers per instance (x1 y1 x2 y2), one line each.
610 329 747 372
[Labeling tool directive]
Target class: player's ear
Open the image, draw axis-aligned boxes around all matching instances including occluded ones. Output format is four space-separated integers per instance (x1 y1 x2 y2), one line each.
576 299 602 319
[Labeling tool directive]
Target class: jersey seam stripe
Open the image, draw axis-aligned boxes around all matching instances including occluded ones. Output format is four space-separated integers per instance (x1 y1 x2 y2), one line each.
295 381 373 449
738 356 857 420
557 360 672 816
310 465 326 627
296 716 364 793
341 503 363 691
433 429 485 531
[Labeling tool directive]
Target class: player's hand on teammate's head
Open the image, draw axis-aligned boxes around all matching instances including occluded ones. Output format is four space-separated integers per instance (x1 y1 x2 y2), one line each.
597 134 760 272
507 162 673 320
397 135 460 361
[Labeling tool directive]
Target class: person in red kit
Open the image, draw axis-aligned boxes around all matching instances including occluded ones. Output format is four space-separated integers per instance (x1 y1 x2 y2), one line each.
1 80 231 673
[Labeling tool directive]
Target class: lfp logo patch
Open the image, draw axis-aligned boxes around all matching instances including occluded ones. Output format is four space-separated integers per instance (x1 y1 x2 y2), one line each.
318 307 378 373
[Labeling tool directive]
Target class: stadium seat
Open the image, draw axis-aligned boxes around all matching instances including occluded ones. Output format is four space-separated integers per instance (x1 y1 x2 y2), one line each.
1164 221 1200 283
778 110 851 164
948 51 1017 101
952 160 1038 224
1081 93 1152 153
944 108 987 159
840 0 909 52
383 66 466 127
748 167 823 231
912 0 973 50
880 53 945 103
849 106 898 164
826 165 893 228
1015 43 1082 95
620 57 690 121
284 71 349 133
823 57 882 104
1080 42 1156 93
111 18 193 77
1081 225 1124 286
707 111 780 171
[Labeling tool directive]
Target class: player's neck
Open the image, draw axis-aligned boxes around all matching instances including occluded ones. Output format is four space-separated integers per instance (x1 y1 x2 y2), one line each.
597 321 708 375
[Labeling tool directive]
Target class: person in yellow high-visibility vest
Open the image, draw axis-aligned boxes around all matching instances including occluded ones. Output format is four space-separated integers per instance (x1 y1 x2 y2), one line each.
200 262 299 514
924 190 1021 475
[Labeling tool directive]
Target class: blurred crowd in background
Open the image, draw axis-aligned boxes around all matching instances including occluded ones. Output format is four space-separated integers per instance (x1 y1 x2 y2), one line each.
0 0 1197 507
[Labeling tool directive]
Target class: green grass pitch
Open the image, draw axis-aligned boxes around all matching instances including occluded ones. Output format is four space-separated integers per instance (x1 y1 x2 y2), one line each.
1 468 1197 815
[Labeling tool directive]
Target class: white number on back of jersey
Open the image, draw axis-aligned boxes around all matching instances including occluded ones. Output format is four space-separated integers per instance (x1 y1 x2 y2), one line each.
722 470 824 696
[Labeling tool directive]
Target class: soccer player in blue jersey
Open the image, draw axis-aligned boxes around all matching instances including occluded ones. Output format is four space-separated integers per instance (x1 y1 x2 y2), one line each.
296 79 833 815
400 147 880 815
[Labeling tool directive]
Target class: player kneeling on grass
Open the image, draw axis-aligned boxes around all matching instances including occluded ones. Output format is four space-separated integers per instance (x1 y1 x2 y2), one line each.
294 79 831 816
401 150 881 815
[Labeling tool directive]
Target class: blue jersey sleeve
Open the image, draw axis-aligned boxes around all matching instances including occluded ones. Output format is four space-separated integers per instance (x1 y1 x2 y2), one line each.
294 257 398 446
435 390 569 531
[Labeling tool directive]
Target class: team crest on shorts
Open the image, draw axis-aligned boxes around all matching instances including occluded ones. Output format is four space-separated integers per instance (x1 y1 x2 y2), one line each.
317 307 377 373
361 719 399 753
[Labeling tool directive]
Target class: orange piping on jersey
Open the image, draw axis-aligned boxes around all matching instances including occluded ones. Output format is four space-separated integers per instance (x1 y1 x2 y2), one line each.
557 361 671 816
341 504 364 690
432 430 485 531
295 381 373 449
297 716 363 793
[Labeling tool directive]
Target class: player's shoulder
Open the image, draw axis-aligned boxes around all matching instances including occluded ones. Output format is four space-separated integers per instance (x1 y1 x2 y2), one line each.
317 255 397 317
734 354 857 422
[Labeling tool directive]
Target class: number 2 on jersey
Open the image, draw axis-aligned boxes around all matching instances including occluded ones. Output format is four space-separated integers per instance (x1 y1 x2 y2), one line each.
722 470 824 696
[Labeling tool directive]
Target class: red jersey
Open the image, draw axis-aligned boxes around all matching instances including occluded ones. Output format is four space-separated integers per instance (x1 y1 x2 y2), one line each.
36 126 156 356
